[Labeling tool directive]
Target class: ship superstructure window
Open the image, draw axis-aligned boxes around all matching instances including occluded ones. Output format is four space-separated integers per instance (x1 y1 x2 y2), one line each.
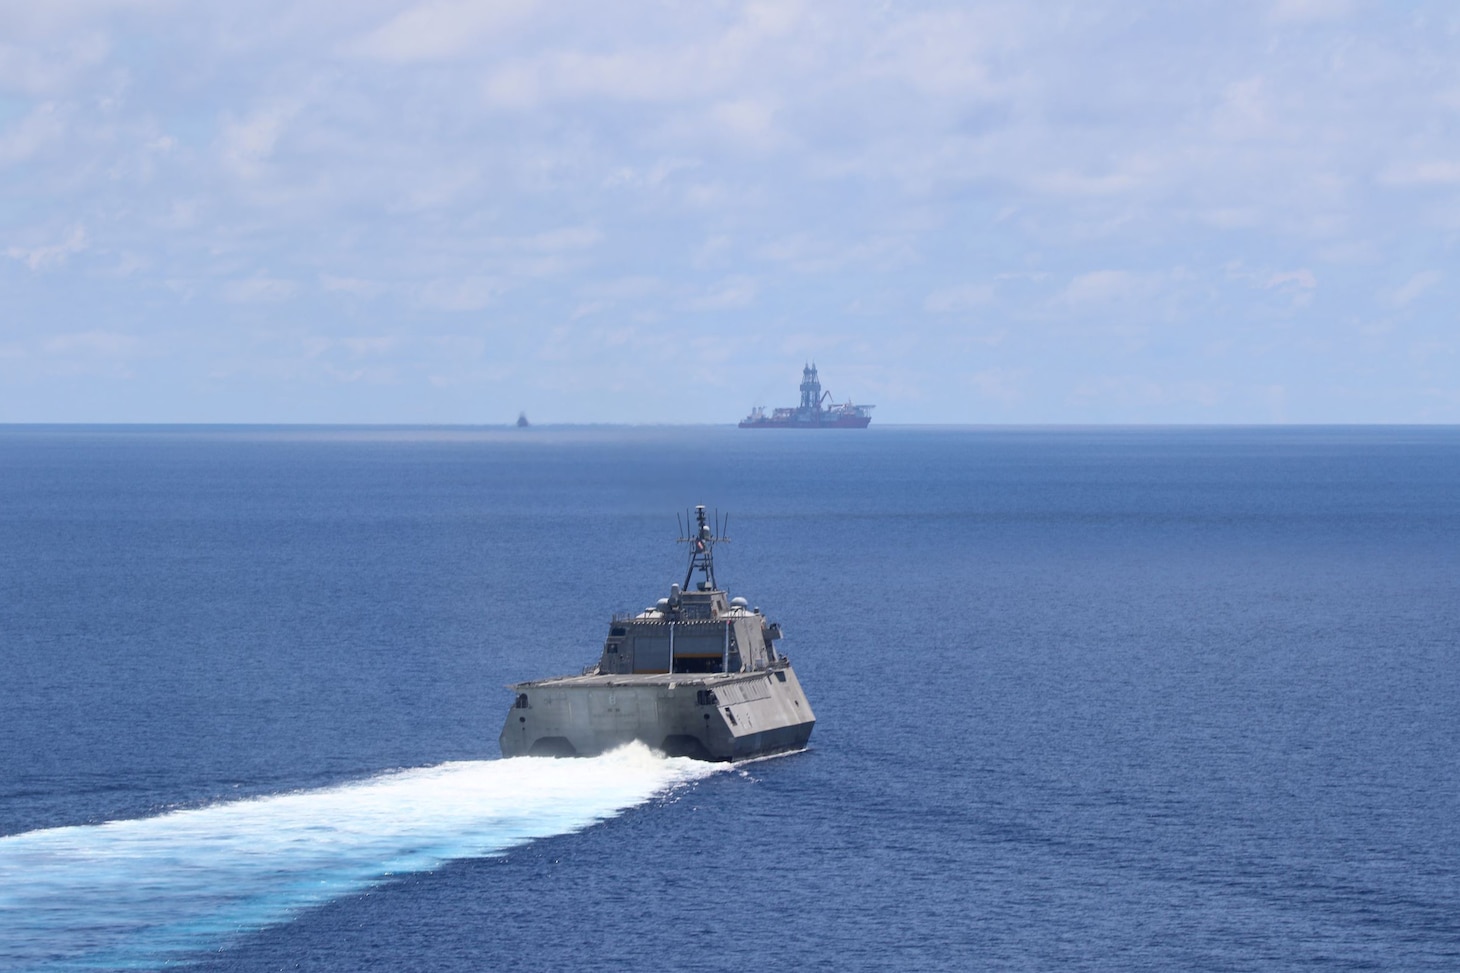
675 656 722 674
514 694 530 709
670 629 727 674
674 633 722 658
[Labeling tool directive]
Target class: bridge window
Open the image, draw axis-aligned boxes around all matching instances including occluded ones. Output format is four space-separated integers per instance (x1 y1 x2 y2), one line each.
674 656 723 674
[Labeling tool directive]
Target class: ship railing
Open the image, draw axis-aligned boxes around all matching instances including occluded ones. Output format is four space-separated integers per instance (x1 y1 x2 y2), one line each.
610 610 730 623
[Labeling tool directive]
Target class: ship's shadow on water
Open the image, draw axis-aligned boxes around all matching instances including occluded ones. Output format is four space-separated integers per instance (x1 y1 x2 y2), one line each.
3 426 1460 971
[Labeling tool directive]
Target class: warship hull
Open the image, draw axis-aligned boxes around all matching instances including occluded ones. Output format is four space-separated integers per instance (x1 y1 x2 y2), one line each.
500 665 815 761
500 504 815 763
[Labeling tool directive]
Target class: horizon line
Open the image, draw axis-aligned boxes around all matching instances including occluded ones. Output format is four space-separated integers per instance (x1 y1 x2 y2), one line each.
3 421 1459 430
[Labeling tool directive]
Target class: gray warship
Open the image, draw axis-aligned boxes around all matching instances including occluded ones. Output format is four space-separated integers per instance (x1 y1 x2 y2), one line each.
499 507 815 761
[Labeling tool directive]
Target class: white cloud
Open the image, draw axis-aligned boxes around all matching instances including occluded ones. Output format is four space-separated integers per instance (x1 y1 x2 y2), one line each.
754 233 913 274
1212 78 1274 141
480 61 540 111
1260 268 1318 308
0 102 66 164
223 276 296 303
483 47 712 110
99 250 148 277
924 284 994 313
592 276 662 300
1027 167 1147 198
0 33 109 95
1198 208 1263 229
1392 271 1440 307
479 2 814 112
321 275 386 298
602 156 701 190
969 366 1027 406
1378 161 1460 187
0 0 169 36
708 98 781 152
685 276 757 311
1061 270 1149 306
420 276 501 311
42 329 139 356
217 104 298 178
1265 269 1317 291
347 0 540 64
869 9 1010 99
1269 0 1355 23
5 226 88 270
517 226 602 252
339 336 399 356
1069 374 1225 411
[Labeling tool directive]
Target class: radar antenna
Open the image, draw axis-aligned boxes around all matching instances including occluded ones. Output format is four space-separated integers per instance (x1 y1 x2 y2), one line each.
678 504 729 591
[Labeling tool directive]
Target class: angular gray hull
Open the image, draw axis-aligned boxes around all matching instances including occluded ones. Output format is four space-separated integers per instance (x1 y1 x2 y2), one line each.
500 664 815 762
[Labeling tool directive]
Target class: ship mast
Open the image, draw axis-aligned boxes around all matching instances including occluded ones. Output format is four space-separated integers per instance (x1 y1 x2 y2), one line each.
678 505 728 591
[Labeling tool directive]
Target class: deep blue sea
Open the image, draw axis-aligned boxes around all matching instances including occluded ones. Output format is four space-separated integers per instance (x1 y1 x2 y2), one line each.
2 425 1458 972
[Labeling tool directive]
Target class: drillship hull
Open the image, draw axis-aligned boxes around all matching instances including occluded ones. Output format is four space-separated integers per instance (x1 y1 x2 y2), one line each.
738 415 871 429
500 664 815 761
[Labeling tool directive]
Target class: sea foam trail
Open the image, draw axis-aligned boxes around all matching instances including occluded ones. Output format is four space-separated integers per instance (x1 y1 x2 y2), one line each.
0 744 719 972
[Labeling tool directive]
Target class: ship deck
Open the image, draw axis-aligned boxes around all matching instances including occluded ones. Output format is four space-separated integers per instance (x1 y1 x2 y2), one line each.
510 667 785 690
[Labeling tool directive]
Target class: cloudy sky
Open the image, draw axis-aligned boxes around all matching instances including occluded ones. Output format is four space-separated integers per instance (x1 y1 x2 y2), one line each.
3 0 1458 423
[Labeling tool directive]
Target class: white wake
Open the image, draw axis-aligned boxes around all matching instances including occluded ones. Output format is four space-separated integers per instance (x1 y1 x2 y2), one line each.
0 745 719 971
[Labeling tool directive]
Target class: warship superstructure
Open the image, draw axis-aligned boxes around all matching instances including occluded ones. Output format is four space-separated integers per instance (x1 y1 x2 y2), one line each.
500 507 815 761
739 363 873 428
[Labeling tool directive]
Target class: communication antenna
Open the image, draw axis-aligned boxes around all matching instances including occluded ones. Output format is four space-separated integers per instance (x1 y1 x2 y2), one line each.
677 504 730 590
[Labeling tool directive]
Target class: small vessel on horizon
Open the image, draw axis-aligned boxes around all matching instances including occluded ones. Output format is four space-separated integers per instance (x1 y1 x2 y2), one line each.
499 506 815 761
739 363 873 428
516 412 530 427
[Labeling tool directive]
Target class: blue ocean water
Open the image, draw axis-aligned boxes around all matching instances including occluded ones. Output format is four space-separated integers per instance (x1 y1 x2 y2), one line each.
1 425 1458 971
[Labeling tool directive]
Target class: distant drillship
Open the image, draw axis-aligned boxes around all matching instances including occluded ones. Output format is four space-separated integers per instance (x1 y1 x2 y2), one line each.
738 363 874 429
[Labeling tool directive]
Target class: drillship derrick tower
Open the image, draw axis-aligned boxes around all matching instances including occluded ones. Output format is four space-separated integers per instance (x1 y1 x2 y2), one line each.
800 363 823 415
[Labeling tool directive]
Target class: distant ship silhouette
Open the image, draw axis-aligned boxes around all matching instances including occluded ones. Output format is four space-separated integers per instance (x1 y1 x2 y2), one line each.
516 412 530 428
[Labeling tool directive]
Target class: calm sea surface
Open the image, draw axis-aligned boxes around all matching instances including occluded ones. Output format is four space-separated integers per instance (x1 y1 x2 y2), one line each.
1 425 1458 971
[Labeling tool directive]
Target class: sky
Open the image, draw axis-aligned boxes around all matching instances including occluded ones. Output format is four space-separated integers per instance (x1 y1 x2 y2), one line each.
2 0 1458 423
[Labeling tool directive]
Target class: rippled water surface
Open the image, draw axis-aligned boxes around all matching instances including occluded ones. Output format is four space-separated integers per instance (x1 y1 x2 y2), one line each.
2 425 1458 971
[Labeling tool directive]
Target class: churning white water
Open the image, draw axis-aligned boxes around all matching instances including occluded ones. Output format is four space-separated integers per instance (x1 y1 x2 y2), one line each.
0 745 720 971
